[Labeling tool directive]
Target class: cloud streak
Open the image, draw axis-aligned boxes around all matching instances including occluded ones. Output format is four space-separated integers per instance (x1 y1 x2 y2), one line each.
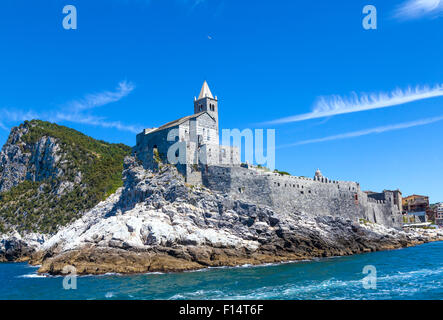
0 81 143 134
278 115 443 148
55 80 142 133
65 81 135 112
55 112 143 134
393 0 443 20
265 83 443 125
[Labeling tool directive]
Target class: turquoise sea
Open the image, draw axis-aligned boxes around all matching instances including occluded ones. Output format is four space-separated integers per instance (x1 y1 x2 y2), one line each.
1 241 442 300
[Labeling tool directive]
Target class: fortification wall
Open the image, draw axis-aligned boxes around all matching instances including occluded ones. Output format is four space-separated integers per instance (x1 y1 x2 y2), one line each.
202 166 402 228
135 121 402 228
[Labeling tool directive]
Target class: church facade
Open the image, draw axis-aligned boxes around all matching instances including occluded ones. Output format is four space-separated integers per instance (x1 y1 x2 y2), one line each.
134 81 240 184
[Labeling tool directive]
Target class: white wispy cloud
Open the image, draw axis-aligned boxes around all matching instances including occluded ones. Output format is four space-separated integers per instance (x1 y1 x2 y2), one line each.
266 84 443 125
394 0 443 20
0 81 142 134
65 81 135 112
56 80 142 133
278 115 443 148
55 112 143 134
2 110 40 122
0 109 42 131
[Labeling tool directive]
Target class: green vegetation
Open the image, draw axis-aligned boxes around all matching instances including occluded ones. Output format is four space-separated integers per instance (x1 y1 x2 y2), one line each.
255 164 271 172
0 120 131 234
153 147 161 164
359 218 372 225
251 165 291 176
273 169 291 176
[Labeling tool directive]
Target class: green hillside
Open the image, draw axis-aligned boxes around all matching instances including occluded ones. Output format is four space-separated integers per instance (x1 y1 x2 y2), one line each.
0 120 131 234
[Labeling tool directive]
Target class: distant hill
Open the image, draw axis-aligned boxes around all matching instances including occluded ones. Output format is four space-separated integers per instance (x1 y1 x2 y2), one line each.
0 120 131 234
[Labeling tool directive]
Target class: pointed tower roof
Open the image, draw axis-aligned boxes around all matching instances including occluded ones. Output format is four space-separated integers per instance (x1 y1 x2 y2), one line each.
198 81 214 99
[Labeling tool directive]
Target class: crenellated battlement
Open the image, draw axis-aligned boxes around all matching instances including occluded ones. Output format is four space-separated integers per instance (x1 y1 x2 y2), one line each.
201 165 403 228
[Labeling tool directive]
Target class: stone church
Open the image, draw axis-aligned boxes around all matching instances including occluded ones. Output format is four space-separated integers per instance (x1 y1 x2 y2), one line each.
133 81 403 228
134 81 240 184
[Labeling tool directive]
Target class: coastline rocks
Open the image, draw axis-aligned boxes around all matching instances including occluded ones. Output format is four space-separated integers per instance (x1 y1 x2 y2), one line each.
0 232 47 262
30 157 443 275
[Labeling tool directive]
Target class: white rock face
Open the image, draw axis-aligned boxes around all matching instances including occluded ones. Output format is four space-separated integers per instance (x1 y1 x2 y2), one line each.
43 189 260 254
3 156 442 269
42 159 262 255
0 125 64 193
0 231 48 261
0 231 47 248
40 157 443 262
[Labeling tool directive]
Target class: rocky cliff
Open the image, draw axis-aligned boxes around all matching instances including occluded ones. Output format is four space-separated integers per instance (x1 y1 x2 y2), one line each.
0 123 62 193
0 120 131 236
0 232 47 262
32 157 443 275
1 121 442 273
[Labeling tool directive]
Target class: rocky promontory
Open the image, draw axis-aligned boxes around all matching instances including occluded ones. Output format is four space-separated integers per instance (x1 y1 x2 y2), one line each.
28 157 442 275
1 121 442 275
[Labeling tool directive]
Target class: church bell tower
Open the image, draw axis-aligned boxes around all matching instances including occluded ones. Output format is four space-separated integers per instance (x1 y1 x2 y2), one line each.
194 81 219 134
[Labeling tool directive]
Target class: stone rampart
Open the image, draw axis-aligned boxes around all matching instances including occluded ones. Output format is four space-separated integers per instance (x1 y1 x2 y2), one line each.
201 166 403 228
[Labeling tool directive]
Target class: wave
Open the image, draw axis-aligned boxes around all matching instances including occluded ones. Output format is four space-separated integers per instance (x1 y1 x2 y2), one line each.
377 267 443 282
100 272 122 277
186 259 314 274
167 266 443 300
168 290 226 300
18 273 46 279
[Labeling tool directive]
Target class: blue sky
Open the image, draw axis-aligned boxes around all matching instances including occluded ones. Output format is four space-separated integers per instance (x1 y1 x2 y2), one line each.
0 0 442 202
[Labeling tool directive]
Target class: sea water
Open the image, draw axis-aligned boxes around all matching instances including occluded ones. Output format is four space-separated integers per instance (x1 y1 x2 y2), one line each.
0 241 441 300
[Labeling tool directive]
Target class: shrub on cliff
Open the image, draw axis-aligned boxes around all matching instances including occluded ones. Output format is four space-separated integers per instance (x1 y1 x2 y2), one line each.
273 169 290 176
